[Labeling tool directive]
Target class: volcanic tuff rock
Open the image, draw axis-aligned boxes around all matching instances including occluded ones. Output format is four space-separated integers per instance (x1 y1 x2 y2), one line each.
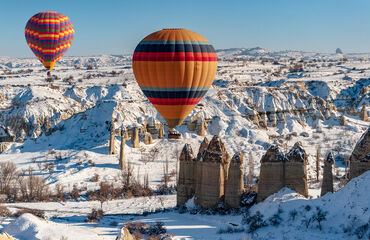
225 152 244 208
130 127 139 148
285 142 309 197
321 152 334 196
177 144 196 206
116 227 135 240
257 142 308 202
349 127 370 179
195 136 231 208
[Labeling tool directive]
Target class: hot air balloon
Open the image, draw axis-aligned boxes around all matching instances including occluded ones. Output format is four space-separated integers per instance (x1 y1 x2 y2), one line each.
132 28 218 134
25 11 74 71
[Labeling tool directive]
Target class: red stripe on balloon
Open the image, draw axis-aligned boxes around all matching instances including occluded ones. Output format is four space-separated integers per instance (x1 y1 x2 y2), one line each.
148 97 202 105
133 52 217 61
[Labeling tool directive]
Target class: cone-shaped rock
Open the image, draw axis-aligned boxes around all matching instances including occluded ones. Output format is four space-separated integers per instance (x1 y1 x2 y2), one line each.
195 135 230 208
131 127 140 148
225 152 244 208
177 144 196 206
349 127 370 179
285 142 309 197
257 145 286 202
321 152 334 196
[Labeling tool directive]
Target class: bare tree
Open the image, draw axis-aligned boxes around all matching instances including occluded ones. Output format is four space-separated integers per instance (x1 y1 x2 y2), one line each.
316 145 321 181
248 152 254 185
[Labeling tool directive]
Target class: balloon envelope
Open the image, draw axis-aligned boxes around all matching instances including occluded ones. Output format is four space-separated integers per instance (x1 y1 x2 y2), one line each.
25 11 74 71
132 28 218 129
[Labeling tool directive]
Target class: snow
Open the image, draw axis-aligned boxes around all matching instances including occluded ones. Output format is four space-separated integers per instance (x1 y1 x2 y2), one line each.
0 48 369 239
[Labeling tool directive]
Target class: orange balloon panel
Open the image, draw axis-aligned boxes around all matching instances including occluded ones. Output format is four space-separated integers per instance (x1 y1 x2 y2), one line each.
132 28 217 129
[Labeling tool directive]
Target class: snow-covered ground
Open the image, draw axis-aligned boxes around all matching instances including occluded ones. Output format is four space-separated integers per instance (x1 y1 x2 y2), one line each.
0 48 369 239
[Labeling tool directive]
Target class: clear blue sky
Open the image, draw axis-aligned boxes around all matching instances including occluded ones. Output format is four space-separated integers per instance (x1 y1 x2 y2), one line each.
1 0 370 57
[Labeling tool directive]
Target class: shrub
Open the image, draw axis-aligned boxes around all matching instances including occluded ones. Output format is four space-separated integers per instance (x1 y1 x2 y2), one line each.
289 209 298 221
243 211 267 233
91 173 100 182
69 185 80 200
85 208 104 222
269 208 283 226
217 225 244 234
312 207 328 231
14 208 45 218
0 205 11 217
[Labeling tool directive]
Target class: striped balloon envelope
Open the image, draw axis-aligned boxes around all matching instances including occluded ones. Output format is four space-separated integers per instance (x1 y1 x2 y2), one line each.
25 11 74 71
132 28 218 129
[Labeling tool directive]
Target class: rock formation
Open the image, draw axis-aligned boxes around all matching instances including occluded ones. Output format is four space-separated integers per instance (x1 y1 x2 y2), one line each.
349 127 370 180
177 144 196 206
196 118 206 136
0 233 15 240
257 142 308 202
116 227 135 240
119 129 125 170
257 145 286 202
340 115 346 126
130 127 139 148
285 142 309 198
321 152 334 196
158 124 165 139
195 136 231 208
360 103 368 121
144 132 153 145
225 152 244 208
109 121 116 155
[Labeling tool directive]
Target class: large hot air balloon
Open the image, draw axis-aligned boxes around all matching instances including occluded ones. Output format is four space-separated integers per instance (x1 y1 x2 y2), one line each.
133 28 218 131
25 11 74 71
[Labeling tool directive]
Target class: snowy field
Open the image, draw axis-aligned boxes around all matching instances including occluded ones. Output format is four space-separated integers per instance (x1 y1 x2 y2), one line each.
0 48 369 239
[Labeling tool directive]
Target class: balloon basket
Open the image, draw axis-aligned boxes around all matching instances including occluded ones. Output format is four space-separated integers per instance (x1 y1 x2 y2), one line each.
168 132 182 139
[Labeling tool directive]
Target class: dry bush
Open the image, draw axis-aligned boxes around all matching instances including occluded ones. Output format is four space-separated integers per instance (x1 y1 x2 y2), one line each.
85 208 103 222
0 205 11 217
69 185 80 200
91 173 100 182
14 208 45 218
18 168 50 202
0 162 19 199
54 183 66 202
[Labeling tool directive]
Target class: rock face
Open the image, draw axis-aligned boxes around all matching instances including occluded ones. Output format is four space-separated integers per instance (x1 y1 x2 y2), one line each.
144 132 153 145
116 227 135 240
196 119 206 136
130 127 140 148
177 135 245 208
257 145 286 202
158 124 165 139
257 142 308 202
195 136 231 208
321 152 334 196
0 233 15 240
285 142 309 198
349 127 370 180
177 144 196 206
360 103 368 121
224 152 244 208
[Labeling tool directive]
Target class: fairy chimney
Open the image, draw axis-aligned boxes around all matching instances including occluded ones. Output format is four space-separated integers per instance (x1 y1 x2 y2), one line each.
196 137 209 160
257 145 286 202
196 118 206 136
177 144 196 206
195 135 230 208
131 127 140 148
144 132 153 145
360 103 368 121
224 152 244 208
349 127 370 180
285 142 309 198
340 115 346 126
158 124 165 139
321 152 334 196
109 121 116 154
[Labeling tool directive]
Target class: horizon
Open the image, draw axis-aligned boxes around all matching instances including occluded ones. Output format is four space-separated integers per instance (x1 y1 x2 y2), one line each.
1 0 370 57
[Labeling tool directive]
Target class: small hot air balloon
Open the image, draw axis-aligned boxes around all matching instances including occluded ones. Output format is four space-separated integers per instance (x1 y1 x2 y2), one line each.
25 11 74 71
133 28 218 131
